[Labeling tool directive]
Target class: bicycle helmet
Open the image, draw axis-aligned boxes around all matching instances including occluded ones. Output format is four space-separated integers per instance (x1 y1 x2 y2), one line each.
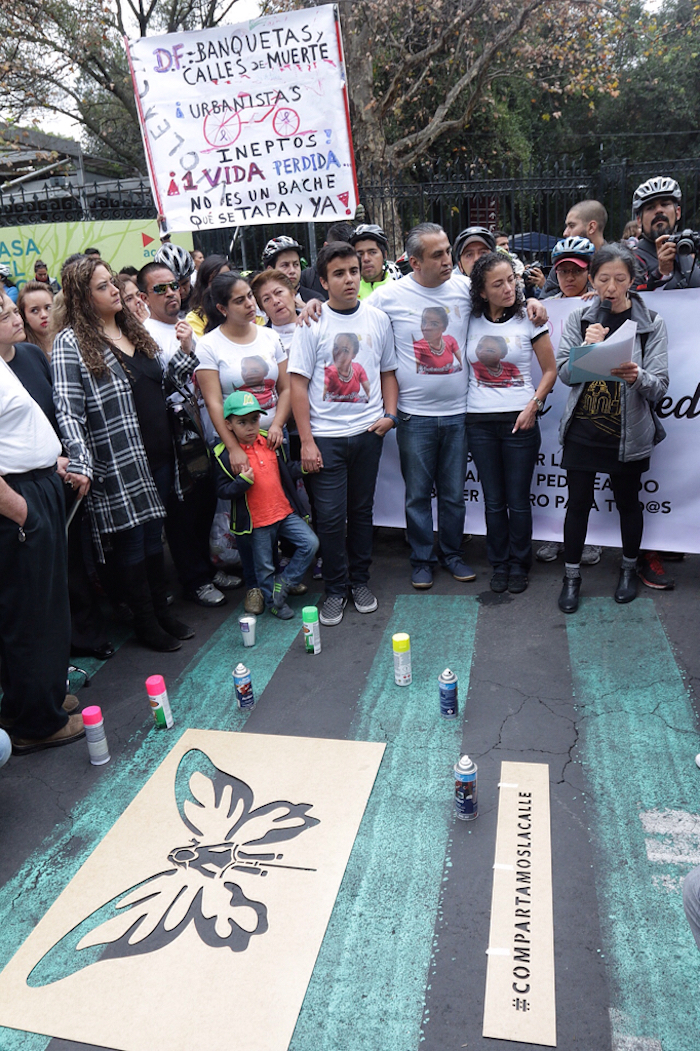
452 226 496 264
551 236 595 266
632 177 682 216
261 236 303 268
350 224 389 252
154 242 195 279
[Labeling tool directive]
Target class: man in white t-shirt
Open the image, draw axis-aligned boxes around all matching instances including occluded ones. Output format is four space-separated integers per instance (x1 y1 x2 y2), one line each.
288 242 398 626
0 358 85 754
371 223 477 589
138 262 240 607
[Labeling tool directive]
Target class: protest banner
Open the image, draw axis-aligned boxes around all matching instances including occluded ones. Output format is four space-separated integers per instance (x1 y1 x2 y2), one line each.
124 6 358 234
0 221 192 288
373 289 700 553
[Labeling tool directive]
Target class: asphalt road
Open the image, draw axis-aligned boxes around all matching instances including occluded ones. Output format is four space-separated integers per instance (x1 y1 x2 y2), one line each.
1 530 699 1051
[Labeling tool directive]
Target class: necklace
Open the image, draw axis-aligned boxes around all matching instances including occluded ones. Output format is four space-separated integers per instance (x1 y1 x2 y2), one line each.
105 326 123 341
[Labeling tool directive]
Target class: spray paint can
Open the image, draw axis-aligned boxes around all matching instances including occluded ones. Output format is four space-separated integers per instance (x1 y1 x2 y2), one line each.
233 662 255 711
82 705 110 766
392 632 412 686
302 606 321 654
454 754 478 821
145 674 174 729
438 668 459 719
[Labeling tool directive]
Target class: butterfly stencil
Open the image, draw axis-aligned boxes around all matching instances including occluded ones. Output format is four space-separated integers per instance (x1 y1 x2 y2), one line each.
28 749 320 987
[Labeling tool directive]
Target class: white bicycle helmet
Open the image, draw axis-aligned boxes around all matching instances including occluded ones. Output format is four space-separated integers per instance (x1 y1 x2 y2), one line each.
350 224 389 252
632 177 682 216
551 236 595 263
154 243 195 279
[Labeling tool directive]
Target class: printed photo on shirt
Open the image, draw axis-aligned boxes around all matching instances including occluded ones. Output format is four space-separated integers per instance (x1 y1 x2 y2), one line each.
412 307 462 375
323 333 370 403
240 354 278 411
470 334 524 388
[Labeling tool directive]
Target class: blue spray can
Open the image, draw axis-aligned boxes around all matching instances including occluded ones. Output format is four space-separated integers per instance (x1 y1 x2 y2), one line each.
233 662 255 711
438 668 458 719
454 754 478 821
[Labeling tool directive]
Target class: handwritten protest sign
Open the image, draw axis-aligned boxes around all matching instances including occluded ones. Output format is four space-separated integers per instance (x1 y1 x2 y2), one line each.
124 5 358 234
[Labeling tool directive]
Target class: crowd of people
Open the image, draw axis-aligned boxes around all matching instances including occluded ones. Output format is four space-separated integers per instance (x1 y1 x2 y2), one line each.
0 175 693 763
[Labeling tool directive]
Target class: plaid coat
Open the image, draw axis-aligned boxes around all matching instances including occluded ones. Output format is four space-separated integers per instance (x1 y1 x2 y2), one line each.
51 327 198 557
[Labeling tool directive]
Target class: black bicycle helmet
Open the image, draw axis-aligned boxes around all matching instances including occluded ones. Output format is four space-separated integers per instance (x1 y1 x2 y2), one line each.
261 236 303 268
452 226 496 265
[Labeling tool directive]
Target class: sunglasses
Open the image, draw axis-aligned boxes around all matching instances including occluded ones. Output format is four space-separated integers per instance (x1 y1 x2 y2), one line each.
150 281 179 295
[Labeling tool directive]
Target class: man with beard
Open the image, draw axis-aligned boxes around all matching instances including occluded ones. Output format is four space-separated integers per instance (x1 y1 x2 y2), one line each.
631 177 700 291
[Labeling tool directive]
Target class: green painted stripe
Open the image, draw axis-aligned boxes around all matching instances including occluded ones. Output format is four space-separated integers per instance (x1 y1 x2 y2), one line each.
0 599 313 1050
566 597 700 1051
290 594 479 1051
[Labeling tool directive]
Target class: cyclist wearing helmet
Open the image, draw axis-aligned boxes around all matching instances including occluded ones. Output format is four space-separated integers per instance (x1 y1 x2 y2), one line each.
261 236 317 303
453 227 496 279
631 176 700 291
546 237 595 299
350 224 397 299
537 236 602 567
154 243 196 313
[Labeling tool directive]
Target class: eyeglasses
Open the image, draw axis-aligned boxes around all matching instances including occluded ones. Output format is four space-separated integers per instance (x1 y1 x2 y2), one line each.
150 281 179 295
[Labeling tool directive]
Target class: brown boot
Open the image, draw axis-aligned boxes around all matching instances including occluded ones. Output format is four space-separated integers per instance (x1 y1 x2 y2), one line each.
11 713 86 756
63 694 80 713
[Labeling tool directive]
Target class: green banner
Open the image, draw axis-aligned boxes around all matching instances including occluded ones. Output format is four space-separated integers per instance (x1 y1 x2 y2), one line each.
0 220 193 287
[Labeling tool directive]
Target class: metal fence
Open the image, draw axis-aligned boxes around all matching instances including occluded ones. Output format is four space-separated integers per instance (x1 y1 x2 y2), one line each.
2 157 700 266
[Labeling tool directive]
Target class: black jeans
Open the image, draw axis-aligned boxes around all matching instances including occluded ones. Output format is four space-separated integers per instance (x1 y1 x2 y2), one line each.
305 431 384 595
0 469 71 739
564 466 644 563
467 419 540 573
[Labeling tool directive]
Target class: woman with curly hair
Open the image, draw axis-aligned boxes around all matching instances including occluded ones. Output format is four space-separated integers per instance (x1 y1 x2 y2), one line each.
466 252 557 594
51 256 198 651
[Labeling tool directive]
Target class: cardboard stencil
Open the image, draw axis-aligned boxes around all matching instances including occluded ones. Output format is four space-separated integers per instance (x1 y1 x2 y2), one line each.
482 761 556 1046
0 730 385 1051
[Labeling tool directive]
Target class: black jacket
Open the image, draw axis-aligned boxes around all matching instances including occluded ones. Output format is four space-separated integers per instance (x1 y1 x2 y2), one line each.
633 233 700 291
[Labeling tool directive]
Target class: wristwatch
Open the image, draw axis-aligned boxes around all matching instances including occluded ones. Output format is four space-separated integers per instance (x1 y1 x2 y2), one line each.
532 397 544 413
383 413 399 427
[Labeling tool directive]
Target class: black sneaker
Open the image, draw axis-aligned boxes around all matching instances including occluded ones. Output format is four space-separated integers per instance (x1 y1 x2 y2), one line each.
319 595 347 626
351 585 378 614
638 553 675 590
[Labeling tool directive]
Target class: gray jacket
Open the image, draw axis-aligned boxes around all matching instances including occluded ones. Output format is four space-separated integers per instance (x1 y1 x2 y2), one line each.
556 293 669 461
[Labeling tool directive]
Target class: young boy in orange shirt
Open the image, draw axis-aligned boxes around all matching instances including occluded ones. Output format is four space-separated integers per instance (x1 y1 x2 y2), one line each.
213 391 318 619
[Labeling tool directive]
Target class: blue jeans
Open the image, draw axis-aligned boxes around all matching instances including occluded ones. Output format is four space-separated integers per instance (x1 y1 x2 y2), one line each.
251 513 319 607
305 431 384 596
467 419 540 573
396 412 468 568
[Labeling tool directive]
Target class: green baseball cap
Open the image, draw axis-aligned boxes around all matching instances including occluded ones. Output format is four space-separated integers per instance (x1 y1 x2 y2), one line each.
223 391 262 418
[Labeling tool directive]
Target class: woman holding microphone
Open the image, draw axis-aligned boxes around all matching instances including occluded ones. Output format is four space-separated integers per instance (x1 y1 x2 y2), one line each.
556 243 668 613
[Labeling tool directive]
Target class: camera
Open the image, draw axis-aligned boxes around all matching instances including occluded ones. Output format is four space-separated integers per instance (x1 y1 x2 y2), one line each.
523 262 542 282
667 229 700 255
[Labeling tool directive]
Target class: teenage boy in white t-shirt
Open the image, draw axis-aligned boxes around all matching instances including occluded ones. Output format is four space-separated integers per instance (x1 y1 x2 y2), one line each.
288 242 398 626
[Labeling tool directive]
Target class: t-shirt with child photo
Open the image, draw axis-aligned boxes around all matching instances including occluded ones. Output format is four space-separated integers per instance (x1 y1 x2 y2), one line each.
195 326 286 430
287 301 396 436
465 313 547 414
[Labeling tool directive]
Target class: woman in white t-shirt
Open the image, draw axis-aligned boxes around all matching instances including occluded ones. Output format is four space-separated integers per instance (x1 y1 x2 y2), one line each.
195 271 290 469
466 253 557 594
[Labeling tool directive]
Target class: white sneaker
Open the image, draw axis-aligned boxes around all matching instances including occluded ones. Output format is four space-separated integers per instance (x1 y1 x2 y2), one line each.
212 569 242 590
536 541 561 562
188 583 226 607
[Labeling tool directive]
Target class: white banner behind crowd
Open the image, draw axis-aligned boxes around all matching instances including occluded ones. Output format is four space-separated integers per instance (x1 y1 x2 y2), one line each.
125 6 358 233
374 289 700 553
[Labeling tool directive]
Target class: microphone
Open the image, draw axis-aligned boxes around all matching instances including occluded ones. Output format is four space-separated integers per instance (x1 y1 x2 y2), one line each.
597 298 612 330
